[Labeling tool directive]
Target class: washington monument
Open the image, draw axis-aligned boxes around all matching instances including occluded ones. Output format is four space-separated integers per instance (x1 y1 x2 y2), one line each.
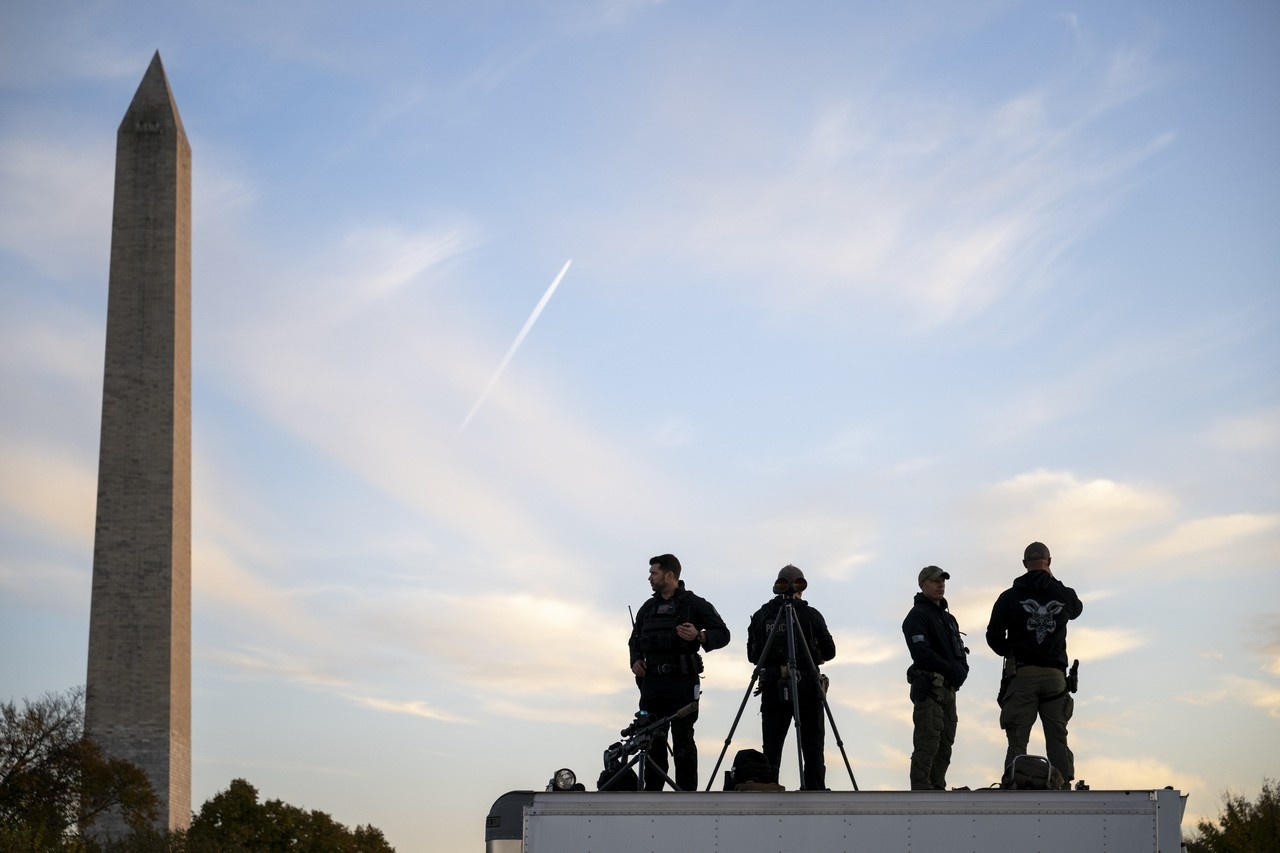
85 52 192 832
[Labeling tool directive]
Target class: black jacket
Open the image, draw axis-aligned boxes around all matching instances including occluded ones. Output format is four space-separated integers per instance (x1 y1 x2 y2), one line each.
985 570 1083 670
629 581 730 669
747 596 836 672
902 593 969 689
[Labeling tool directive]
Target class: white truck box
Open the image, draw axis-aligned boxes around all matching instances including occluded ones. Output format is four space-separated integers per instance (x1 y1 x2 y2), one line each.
485 788 1186 853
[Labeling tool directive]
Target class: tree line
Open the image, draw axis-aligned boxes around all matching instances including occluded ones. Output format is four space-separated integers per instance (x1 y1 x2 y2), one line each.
8 686 1275 851
1 688 394 852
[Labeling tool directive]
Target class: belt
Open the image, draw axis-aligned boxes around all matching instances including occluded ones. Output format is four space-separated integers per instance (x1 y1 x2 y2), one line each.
646 656 697 675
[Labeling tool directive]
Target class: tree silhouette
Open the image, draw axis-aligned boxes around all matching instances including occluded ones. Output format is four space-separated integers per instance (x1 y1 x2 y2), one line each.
1186 778 1280 853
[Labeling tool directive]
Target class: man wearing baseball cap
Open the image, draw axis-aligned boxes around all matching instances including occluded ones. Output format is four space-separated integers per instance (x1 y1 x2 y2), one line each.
901 565 969 790
985 542 1084 788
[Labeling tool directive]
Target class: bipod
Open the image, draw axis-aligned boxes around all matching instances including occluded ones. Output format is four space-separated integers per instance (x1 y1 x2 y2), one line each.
600 703 695 792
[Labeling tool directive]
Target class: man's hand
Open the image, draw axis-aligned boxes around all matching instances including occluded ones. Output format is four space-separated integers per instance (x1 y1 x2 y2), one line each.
676 622 699 641
632 660 647 677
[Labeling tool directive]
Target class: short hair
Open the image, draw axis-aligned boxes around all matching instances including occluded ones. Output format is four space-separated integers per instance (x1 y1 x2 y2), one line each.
777 565 804 583
649 553 682 578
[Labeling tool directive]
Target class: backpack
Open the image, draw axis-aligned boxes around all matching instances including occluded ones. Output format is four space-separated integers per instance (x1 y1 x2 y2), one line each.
724 748 783 791
1003 755 1065 790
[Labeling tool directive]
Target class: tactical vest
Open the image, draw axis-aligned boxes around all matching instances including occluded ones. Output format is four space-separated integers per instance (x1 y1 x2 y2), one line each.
638 599 684 654
757 610 817 668
637 598 703 673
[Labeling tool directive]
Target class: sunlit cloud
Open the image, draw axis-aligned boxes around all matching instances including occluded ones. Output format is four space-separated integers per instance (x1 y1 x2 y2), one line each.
1144 514 1280 568
828 631 900 666
1252 614 1280 677
1221 675 1280 718
0 441 96 545
355 591 630 698
345 694 473 723
979 469 1175 558
1080 755 1201 796
1068 626 1147 661
204 647 351 689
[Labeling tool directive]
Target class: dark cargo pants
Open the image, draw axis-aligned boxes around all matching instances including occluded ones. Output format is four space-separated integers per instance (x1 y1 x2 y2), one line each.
910 675 957 790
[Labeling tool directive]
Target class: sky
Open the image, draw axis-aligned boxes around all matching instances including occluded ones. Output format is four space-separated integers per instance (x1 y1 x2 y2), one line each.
1 1 1277 849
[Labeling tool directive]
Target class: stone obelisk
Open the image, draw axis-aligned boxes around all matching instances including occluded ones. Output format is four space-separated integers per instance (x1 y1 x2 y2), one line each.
85 51 192 833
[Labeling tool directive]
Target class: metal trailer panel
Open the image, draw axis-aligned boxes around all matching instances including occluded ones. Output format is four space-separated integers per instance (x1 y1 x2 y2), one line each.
506 789 1184 853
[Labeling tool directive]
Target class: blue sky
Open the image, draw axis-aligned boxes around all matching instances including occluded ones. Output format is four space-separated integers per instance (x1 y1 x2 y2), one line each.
2 1 1277 849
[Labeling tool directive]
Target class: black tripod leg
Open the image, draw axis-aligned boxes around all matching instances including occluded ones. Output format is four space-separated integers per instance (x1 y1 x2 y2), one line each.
644 752 682 791
795 621 859 791
782 604 806 788
703 607 789 791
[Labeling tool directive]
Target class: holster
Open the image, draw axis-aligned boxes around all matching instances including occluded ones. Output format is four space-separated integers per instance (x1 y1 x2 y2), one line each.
996 656 1016 707
909 669 932 704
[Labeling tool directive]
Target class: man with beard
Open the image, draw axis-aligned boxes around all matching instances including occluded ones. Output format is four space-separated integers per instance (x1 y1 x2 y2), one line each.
629 553 729 791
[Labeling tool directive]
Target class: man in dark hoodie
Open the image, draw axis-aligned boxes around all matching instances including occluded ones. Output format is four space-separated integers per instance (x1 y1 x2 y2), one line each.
747 565 836 790
902 565 969 790
985 542 1083 788
629 553 730 791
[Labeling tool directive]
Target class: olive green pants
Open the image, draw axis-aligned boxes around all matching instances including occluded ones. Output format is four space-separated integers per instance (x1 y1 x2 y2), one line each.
999 664 1074 787
910 677 957 791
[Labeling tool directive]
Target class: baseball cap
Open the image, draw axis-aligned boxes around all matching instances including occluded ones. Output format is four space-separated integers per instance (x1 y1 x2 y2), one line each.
918 565 949 583
1023 542 1051 561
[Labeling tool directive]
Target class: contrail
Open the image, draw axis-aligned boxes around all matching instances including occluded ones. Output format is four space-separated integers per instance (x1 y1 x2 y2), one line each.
457 259 572 435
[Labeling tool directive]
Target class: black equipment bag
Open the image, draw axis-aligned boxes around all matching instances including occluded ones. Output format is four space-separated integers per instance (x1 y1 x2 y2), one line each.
1003 754 1065 791
724 748 780 790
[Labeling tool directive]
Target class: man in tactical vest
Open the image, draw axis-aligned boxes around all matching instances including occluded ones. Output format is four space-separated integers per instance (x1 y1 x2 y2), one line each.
747 565 836 790
629 553 730 791
985 542 1084 789
902 565 969 790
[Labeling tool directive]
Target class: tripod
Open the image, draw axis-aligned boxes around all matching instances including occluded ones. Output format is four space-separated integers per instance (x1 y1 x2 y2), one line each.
707 591 858 791
599 702 697 792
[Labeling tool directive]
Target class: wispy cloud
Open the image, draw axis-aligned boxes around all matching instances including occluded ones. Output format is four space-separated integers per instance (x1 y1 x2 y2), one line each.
1205 407 1280 452
561 25 1172 333
1177 674 1280 718
1144 514 1280 567
344 694 473 723
0 133 113 280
